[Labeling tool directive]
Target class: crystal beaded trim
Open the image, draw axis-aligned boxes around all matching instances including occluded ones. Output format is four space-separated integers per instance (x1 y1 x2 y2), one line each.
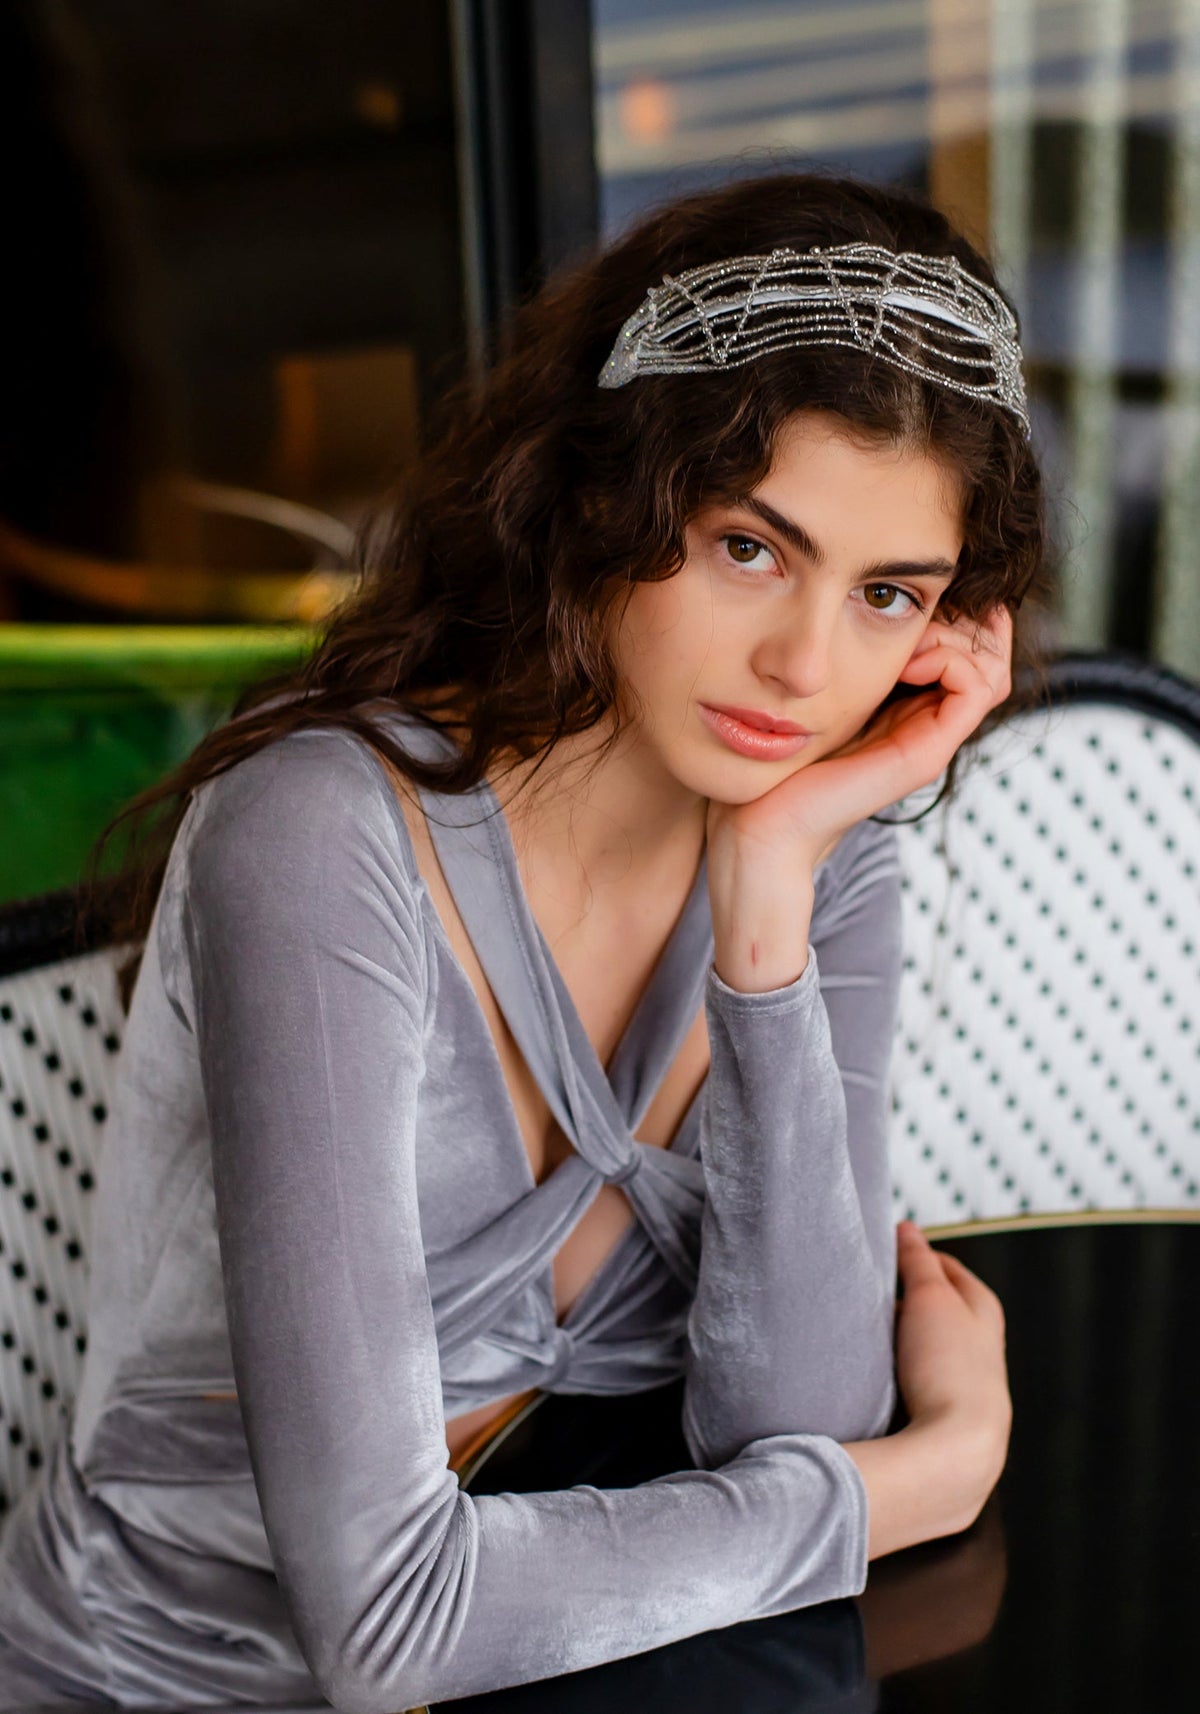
598 243 1030 435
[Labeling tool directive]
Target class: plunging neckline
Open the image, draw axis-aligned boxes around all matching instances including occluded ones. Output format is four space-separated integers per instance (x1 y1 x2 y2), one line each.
380 709 715 1324
456 776 712 1325
415 753 711 1164
475 776 708 1111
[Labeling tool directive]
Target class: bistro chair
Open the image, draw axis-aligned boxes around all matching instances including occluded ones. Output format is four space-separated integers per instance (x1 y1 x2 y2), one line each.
0 474 356 624
888 652 1200 1231
0 894 120 1520
2 652 1198 1520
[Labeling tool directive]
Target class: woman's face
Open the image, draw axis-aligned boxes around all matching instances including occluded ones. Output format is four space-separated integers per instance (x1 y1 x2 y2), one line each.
608 410 966 804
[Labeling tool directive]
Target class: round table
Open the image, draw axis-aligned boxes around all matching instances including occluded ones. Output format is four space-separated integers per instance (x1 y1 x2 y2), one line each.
448 1216 1200 1712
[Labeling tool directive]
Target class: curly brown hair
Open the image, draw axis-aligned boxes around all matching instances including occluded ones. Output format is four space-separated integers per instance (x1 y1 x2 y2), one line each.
96 170 1049 953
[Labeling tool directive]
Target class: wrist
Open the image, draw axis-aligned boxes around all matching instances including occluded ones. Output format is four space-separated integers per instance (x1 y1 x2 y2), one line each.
708 850 815 992
916 1402 1010 1531
706 822 824 883
843 1407 1009 1561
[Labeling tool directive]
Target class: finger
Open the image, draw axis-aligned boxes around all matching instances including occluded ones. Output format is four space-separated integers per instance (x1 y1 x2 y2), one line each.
824 690 942 760
917 605 1012 660
929 608 1014 687
895 1220 954 1290
976 603 1015 652
897 633 1009 711
937 1251 1006 1326
898 1226 1004 1320
909 617 1010 678
944 604 1012 651
959 608 1014 685
897 641 984 692
893 653 1002 751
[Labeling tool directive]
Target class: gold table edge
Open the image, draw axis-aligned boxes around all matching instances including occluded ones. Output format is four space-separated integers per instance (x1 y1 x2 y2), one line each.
923 1206 1200 1240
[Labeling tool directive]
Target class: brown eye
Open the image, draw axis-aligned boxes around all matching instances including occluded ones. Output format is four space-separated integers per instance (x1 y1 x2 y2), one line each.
726 536 764 565
863 583 912 613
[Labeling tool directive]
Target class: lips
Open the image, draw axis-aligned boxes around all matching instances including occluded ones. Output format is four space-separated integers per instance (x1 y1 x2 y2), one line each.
698 704 814 760
704 703 812 735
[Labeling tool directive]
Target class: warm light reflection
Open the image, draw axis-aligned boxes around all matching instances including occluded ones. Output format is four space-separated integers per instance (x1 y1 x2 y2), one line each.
619 76 676 143
354 81 402 129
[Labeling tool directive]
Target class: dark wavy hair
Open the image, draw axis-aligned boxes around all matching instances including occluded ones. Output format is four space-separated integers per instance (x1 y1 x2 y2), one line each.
95 170 1049 957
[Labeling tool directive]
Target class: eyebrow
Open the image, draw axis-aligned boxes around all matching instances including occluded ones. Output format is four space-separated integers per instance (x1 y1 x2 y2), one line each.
733 494 959 584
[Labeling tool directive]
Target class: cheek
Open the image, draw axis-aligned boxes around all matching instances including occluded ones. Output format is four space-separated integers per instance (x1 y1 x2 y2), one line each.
830 627 924 729
620 570 721 679
853 615 930 681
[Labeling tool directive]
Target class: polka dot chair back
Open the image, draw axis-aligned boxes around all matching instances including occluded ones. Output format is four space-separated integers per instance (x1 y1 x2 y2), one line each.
888 654 1200 1231
0 941 123 1521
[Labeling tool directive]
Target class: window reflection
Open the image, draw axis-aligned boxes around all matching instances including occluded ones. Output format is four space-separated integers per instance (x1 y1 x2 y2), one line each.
594 0 1200 677
0 1 465 902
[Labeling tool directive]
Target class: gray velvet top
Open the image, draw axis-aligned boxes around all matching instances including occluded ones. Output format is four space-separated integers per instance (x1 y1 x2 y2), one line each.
0 714 901 1712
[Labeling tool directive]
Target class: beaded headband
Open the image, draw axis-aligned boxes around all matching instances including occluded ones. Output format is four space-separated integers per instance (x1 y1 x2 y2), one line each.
597 242 1030 436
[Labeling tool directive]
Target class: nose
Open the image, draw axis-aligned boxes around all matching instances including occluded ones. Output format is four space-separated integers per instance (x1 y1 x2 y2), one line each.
752 592 838 701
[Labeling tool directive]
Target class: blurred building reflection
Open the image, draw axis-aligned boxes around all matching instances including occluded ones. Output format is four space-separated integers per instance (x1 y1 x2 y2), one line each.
594 0 1200 678
0 0 472 903
1 0 463 625
4 0 1199 903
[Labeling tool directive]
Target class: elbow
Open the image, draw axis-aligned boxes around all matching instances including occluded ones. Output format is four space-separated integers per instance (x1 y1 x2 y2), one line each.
316 1663 429 1714
302 1493 479 1714
311 1591 472 1714
312 1609 463 1714
316 1670 413 1714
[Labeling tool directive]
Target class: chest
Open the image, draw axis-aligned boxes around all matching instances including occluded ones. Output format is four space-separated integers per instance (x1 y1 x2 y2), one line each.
396 781 711 1320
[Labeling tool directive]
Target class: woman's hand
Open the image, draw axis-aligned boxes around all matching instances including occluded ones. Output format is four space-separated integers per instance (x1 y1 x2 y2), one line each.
705 605 1013 991
706 604 1014 875
842 1222 1012 1560
892 1221 1011 1456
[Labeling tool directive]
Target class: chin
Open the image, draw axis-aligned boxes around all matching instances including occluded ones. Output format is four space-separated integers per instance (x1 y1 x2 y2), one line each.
670 736 820 805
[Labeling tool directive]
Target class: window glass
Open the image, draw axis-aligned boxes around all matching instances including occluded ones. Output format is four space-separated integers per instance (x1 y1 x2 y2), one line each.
594 0 1200 676
0 1 463 905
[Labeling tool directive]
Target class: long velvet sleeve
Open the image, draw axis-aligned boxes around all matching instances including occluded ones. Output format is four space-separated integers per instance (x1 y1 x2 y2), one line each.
683 822 902 1471
170 734 882 1714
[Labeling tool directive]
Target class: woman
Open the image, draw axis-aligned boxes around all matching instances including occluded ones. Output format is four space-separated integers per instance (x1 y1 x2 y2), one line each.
0 172 1041 1710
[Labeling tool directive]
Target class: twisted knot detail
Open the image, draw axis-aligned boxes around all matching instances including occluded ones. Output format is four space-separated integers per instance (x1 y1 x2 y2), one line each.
605 1149 642 1189
545 1324 575 1388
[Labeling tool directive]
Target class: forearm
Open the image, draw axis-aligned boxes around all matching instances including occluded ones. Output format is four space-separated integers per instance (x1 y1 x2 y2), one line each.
684 956 896 1467
327 1441 869 1709
684 829 899 1469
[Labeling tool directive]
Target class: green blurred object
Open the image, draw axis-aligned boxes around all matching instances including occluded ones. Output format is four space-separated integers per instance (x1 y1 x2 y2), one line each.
0 625 314 902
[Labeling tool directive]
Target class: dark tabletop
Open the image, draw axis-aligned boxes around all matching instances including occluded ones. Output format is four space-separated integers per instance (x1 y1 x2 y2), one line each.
34 1221 1193 1714
442 1218 1200 1714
